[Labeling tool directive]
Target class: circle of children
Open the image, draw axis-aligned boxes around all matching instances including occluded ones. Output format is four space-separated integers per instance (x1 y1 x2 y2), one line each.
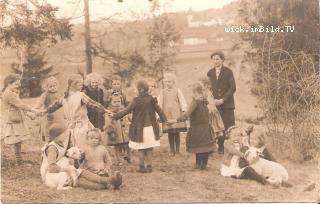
2 51 292 191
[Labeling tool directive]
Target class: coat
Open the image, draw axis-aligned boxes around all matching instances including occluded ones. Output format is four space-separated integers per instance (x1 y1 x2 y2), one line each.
178 98 215 153
83 86 105 130
113 93 167 143
207 66 236 110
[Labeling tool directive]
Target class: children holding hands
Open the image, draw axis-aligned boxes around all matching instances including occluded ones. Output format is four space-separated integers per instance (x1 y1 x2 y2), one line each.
158 73 187 156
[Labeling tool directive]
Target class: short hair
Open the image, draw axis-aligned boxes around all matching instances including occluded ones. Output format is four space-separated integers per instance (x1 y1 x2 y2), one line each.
163 72 176 81
84 72 102 87
87 128 102 139
43 76 58 90
49 123 66 140
136 79 149 93
191 82 204 95
111 75 122 82
210 51 225 61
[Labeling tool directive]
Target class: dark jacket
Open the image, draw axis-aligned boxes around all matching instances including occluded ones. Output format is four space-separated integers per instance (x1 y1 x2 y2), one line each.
113 93 167 143
83 86 105 129
207 66 236 109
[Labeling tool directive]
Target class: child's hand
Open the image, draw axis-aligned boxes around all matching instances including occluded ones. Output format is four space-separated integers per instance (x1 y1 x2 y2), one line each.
215 99 224 106
176 117 185 122
105 109 114 117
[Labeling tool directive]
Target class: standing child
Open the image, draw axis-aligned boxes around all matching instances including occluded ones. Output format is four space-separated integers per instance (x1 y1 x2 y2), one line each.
35 76 64 142
158 73 187 156
112 79 167 173
2 74 39 165
177 82 215 170
83 73 105 130
105 76 131 164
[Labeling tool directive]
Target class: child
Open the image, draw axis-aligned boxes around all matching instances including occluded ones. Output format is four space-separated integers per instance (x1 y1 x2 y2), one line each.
112 79 167 173
2 74 39 165
177 82 215 170
45 74 111 150
35 76 64 142
105 76 131 164
83 73 105 130
158 73 187 156
41 125 122 190
82 128 112 177
222 126 268 184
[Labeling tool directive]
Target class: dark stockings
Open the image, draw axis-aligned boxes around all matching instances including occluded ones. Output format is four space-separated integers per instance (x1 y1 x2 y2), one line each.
168 132 180 154
195 152 210 170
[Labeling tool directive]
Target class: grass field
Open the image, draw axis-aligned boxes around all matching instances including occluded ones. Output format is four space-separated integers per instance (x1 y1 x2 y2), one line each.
1 40 319 203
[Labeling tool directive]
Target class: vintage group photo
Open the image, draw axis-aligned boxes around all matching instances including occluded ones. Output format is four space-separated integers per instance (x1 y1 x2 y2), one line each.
0 0 319 203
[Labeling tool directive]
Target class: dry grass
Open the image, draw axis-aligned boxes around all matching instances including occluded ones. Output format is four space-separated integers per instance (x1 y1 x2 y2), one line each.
1 127 319 203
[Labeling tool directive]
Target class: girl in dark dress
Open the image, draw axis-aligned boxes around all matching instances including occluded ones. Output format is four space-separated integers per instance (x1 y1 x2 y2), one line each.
83 73 105 130
177 82 215 170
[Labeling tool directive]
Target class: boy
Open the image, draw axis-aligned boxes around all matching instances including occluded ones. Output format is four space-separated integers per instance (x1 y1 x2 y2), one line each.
82 128 112 176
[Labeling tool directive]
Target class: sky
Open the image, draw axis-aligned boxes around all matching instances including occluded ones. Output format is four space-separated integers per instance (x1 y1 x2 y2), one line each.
45 0 238 23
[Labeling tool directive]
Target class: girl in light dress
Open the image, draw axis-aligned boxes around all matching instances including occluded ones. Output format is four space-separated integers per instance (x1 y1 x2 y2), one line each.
158 73 187 156
35 76 64 142
2 74 40 165
44 74 111 150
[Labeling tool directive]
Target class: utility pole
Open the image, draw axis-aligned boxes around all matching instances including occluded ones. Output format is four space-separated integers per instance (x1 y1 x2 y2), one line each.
84 0 92 74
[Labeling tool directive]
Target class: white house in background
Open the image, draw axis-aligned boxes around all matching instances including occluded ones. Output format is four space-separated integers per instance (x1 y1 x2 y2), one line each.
183 37 207 45
187 14 224 28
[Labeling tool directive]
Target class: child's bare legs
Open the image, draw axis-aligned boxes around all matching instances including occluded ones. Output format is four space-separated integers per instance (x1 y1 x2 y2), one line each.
114 146 122 165
79 170 122 189
123 144 131 163
137 150 146 172
145 148 153 173
13 142 22 165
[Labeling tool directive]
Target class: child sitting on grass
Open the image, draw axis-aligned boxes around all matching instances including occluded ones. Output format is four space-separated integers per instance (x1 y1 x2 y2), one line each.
82 128 112 177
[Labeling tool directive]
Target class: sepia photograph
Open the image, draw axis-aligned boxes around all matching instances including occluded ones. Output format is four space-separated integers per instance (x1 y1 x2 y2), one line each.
0 0 319 203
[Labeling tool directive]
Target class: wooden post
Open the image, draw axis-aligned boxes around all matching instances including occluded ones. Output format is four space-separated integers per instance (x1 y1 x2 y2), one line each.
84 0 92 74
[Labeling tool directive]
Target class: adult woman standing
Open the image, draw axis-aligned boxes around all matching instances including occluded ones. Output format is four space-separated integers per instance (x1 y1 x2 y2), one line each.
207 51 236 154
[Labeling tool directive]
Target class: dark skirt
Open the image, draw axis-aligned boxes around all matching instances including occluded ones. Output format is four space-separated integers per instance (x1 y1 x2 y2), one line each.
186 123 215 153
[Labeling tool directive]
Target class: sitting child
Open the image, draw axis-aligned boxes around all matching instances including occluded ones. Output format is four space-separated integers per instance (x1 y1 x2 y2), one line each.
82 128 112 177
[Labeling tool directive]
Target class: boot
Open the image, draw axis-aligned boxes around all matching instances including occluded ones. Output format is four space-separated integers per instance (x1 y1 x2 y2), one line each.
137 165 147 173
146 165 152 173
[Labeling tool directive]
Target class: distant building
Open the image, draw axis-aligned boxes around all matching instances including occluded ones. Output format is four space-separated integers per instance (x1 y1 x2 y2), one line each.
183 37 207 45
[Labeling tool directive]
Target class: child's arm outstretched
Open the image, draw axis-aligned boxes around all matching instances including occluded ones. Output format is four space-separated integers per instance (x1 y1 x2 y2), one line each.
153 98 167 122
177 99 197 122
112 99 136 120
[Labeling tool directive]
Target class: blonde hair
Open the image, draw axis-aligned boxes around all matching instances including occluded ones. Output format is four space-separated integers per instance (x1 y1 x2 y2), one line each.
87 128 102 140
84 72 102 87
163 72 176 82
65 74 83 98
225 126 246 140
43 76 58 91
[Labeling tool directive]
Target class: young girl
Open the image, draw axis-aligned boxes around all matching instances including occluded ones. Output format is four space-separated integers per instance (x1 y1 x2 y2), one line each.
82 128 112 177
177 82 215 170
2 74 39 165
105 76 131 164
35 76 64 142
112 79 167 173
221 126 268 184
158 73 187 156
83 73 105 130
45 74 111 150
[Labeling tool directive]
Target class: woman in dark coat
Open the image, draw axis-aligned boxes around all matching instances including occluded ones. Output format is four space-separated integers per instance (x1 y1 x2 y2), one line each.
207 51 236 154
83 73 105 130
112 79 167 173
177 82 215 170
